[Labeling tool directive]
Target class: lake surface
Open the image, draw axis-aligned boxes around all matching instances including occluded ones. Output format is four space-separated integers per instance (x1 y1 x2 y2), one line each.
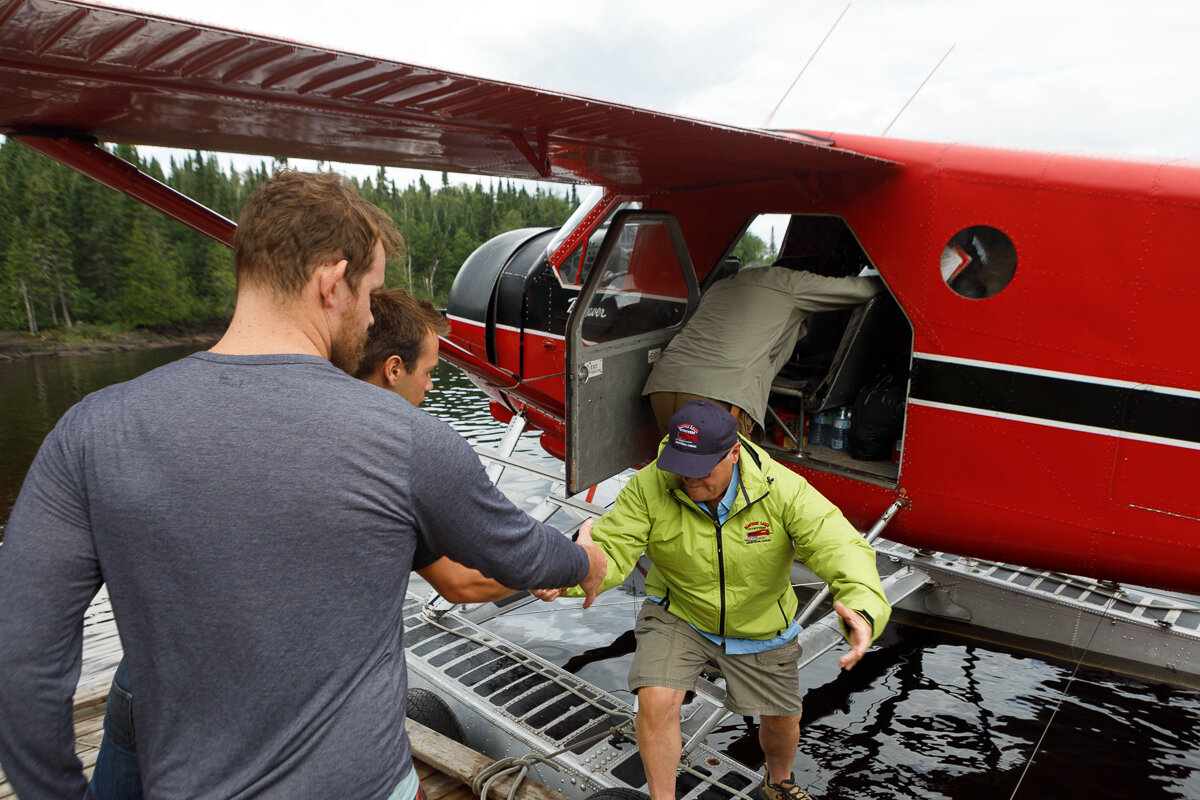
2 347 1198 798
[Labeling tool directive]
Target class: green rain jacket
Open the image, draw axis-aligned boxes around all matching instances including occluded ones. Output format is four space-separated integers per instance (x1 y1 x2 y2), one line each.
572 438 890 643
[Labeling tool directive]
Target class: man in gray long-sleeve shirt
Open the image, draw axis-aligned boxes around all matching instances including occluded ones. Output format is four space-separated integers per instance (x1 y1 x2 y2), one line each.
0 171 606 799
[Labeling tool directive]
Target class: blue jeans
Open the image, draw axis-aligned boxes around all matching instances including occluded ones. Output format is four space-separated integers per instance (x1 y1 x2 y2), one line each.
89 658 143 800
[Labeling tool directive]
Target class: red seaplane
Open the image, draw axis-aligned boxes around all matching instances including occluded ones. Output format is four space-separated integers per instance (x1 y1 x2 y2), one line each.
1 0 1197 607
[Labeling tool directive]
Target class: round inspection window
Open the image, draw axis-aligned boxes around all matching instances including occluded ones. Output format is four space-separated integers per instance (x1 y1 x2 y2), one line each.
940 226 1016 299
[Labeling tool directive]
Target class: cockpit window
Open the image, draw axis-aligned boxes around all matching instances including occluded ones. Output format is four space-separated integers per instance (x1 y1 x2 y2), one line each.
546 186 605 259
941 226 1017 299
547 188 643 287
558 224 610 287
580 218 691 346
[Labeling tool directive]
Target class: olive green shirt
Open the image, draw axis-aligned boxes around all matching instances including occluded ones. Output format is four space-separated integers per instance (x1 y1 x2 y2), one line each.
643 267 881 432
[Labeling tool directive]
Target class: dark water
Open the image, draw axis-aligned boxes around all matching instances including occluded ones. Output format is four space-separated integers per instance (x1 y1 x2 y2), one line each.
789 625 1200 799
2 349 1199 798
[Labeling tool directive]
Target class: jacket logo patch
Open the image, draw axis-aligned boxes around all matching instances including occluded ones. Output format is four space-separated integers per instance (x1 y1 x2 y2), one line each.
744 521 772 544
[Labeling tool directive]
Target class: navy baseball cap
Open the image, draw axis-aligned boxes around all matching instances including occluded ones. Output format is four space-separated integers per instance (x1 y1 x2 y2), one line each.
656 400 738 478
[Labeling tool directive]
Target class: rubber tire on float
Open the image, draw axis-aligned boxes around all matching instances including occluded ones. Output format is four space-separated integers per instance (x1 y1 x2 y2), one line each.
406 688 466 744
583 789 651 800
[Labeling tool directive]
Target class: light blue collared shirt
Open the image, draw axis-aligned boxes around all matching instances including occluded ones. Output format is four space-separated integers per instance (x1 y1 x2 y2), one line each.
712 462 741 525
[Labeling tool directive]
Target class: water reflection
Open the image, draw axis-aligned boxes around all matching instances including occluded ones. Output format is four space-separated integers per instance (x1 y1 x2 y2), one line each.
768 625 1199 799
421 364 509 444
421 363 552 462
541 616 1200 799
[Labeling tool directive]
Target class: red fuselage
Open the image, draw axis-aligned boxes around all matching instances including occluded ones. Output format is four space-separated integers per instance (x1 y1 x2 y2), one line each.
447 134 1200 593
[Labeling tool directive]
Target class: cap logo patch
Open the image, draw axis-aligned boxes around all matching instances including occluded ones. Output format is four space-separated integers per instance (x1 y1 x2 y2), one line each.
675 423 700 449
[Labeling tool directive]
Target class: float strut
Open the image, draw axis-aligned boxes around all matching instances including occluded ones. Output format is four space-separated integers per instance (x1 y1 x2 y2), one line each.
796 498 905 627
484 415 528 484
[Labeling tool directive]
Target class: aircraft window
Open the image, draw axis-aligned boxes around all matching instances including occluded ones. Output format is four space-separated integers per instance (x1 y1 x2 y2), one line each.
941 226 1017 299
580 220 690 345
578 225 611 283
725 213 787 273
560 224 613 286
557 200 644 286
546 186 606 258
558 245 584 285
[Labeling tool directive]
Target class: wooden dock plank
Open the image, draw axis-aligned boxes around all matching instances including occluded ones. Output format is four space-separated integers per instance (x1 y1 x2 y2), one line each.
406 720 571 800
419 768 469 800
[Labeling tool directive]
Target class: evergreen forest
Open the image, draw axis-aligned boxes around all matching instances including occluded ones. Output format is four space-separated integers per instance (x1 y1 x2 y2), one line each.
0 139 579 334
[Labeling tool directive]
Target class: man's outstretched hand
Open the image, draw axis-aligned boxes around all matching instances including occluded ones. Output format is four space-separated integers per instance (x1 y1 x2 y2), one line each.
575 519 607 609
529 519 606 606
835 601 872 670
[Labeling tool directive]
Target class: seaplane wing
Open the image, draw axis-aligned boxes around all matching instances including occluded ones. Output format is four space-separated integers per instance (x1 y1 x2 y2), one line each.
0 0 893 191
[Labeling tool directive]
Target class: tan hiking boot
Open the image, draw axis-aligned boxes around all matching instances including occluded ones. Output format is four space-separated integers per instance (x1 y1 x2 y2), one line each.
756 771 816 800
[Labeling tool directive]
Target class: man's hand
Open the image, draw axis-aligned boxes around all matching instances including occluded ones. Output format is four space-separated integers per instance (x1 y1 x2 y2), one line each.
527 521 606 605
835 601 872 670
576 519 607 609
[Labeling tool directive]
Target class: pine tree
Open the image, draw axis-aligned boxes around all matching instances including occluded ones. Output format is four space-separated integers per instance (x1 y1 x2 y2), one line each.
117 210 194 327
0 139 579 326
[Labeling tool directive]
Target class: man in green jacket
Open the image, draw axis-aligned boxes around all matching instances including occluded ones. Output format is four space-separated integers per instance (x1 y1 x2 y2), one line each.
553 400 889 800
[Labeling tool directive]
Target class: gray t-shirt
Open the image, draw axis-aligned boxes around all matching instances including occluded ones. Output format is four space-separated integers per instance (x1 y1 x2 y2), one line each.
0 352 588 799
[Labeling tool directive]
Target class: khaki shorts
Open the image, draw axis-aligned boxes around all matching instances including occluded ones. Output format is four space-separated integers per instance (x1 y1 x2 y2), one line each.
628 600 804 717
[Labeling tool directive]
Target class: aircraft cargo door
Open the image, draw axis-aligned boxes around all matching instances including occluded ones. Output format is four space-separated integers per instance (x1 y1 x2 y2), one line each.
566 211 699 494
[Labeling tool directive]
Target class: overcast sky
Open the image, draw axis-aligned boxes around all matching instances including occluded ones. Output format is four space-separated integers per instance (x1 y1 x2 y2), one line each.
109 0 1200 216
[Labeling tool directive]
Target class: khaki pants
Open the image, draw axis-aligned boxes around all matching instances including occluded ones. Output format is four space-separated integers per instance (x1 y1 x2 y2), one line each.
648 392 757 440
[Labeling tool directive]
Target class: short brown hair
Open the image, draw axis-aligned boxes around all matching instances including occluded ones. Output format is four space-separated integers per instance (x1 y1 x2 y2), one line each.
354 288 449 379
234 170 403 296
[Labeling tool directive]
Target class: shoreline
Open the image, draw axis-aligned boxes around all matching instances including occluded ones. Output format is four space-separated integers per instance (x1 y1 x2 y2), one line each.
0 324 224 362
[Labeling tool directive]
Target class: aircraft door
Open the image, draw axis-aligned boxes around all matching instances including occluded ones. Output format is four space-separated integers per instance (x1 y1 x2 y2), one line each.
566 211 699 494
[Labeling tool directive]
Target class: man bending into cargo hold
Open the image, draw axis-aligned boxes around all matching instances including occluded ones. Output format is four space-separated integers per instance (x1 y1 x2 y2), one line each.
644 260 881 441
539 400 889 800
0 171 606 800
